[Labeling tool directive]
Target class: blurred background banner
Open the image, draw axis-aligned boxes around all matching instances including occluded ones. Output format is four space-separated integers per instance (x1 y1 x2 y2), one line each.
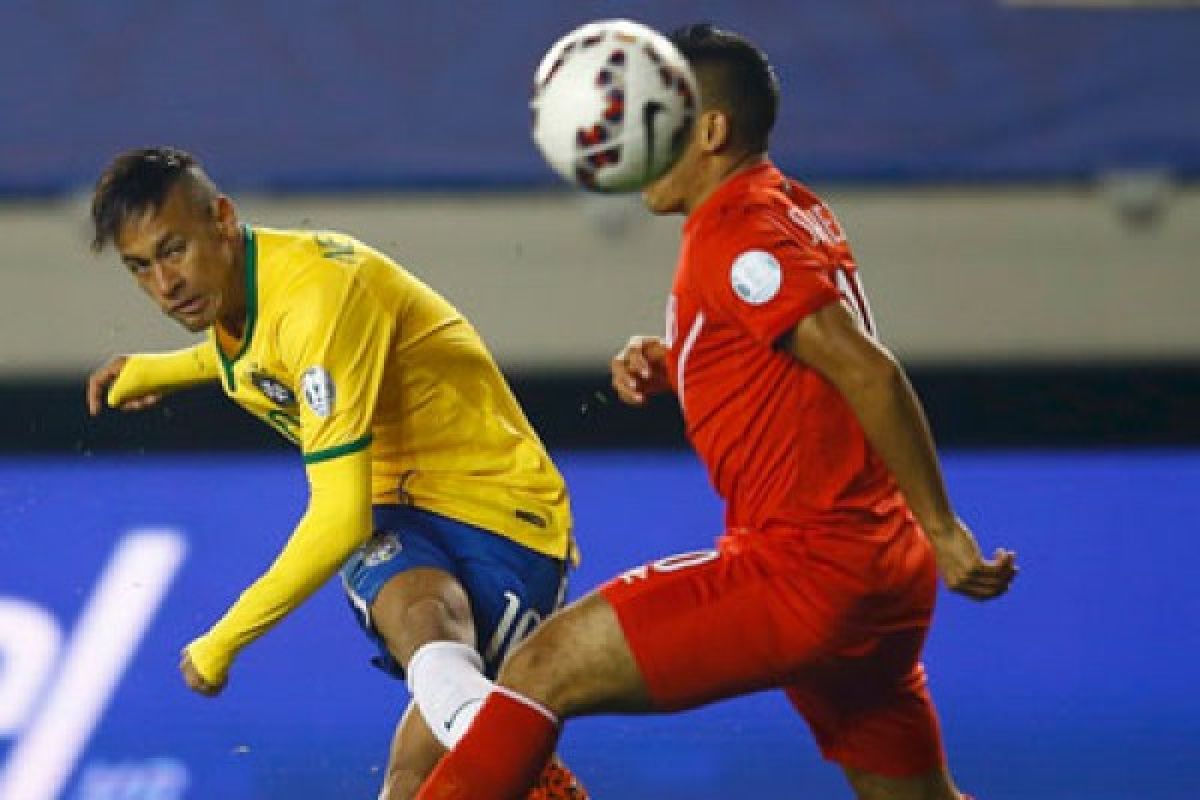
0 1 1198 194
2 1 1199 382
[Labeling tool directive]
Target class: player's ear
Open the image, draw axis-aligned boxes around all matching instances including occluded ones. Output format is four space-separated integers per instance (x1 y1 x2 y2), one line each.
212 195 239 239
698 109 732 154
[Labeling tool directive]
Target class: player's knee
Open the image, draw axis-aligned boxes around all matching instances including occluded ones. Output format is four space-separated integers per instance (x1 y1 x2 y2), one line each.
496 625 574 713
496 628 557 688
373 583 475 665
400 593 471 632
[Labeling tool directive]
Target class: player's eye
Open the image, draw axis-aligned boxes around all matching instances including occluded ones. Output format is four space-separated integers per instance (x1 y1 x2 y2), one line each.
161 240 187 261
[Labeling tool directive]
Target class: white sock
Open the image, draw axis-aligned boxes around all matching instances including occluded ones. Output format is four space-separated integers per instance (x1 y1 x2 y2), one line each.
406 641 491 750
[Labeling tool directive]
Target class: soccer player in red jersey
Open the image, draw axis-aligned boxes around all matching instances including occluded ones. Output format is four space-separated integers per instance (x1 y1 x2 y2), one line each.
418 24 1016 800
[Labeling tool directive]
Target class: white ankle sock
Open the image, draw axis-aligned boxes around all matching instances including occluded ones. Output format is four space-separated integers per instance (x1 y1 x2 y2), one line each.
406 641 491 749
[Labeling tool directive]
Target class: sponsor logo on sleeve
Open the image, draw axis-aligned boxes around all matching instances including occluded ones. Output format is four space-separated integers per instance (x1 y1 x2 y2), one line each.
730 249 782 306
301 366 336 418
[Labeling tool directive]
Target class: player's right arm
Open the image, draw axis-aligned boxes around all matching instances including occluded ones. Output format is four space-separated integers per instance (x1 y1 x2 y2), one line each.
783 300 1017 601
611 335 671 406
87 341 220 416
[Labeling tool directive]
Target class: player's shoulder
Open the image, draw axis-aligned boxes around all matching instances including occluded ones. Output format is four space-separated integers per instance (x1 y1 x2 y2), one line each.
690 195 801 264
250 228 356 317
715 172 845 258
734 174 826 231
253 226 375 266
258 227 389 288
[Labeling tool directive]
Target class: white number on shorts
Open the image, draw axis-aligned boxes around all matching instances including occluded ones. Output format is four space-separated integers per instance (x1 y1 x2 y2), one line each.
618 549 720 584
484 590 542 665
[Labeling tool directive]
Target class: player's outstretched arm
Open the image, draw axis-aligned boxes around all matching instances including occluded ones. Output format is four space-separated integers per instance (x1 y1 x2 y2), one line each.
784 300 1017 601
182 446 373 693
87 342 220 416
610 335 671 406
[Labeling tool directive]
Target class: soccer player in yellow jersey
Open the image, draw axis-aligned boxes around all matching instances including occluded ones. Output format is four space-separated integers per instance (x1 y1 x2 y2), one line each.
85 147 587 800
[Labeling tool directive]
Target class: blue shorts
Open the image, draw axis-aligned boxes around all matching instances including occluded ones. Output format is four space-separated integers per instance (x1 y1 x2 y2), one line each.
339 505 568 680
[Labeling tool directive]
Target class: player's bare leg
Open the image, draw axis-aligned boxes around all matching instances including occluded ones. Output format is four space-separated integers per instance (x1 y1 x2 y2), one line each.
378 702 445 800
414 591 648 798
843 765 964 800
370 568 588 800
371 568 476 799
498 590 652 717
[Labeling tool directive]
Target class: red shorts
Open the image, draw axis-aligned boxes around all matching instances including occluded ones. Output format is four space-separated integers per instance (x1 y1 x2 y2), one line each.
598 520 944 777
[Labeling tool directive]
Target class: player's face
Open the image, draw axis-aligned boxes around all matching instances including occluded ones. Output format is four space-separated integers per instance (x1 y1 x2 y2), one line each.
115 184 241 333
641 120 705 215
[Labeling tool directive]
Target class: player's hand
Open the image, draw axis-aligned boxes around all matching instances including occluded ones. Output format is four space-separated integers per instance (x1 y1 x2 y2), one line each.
86 355 163 416
180 650 226 697
926 517 1017 601
611 336 670 406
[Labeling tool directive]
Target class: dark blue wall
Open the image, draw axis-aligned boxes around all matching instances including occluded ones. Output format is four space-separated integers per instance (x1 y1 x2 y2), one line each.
2 2 1198 194
0 450 1196 798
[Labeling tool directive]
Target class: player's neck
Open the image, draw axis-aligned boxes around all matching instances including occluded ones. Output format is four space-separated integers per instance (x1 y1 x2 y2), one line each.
216 230 249 339
686 151 767 215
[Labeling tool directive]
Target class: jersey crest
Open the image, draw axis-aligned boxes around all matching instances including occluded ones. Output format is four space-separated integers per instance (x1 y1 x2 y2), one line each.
250 370 297 408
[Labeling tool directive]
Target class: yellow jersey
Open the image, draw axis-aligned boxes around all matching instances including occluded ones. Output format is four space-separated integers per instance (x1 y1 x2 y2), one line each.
212 226 571 558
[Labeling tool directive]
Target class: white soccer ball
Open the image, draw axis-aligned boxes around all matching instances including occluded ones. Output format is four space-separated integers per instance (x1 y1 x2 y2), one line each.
531 19 698 193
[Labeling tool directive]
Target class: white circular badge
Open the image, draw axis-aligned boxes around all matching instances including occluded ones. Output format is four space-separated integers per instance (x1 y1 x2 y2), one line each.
301 365 336 418
730 250 782 306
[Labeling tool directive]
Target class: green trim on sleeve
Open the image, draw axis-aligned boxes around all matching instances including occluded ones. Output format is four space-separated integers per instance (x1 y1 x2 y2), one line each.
217 226 260 391
302 434 373 465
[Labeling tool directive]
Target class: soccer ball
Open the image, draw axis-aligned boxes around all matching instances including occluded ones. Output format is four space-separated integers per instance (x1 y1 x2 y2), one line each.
531 19 698 193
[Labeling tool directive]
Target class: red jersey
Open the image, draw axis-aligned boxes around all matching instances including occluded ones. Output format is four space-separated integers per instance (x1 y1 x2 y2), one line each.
664 161 908 536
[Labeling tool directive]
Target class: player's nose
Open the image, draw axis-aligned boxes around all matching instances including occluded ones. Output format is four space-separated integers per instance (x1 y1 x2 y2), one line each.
151 260 185 297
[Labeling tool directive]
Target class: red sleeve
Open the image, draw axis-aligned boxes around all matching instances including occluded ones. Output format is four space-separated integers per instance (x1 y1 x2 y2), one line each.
700 207 842 346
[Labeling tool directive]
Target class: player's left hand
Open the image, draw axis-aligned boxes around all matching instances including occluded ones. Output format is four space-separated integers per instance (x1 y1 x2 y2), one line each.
180 650 226 697
927 517 1018 601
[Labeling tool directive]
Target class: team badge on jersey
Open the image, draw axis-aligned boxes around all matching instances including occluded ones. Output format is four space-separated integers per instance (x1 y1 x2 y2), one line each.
730 249 782 306
363 531 402 567
250 371 297 408
301 365 336 418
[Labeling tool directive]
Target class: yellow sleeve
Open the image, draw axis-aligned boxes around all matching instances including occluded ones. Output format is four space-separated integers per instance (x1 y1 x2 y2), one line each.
107 343 219 406
277 266 394 461
185 445 373 684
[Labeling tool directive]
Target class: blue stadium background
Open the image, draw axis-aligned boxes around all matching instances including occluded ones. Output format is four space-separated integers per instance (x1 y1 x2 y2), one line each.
1 1 1198 194
1 2 1198 799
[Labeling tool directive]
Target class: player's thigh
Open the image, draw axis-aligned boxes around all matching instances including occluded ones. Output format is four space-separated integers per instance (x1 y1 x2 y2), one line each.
597 545 853 711
341 518 477 673
498 589 651 718
372 566 477 664
344 504 569 676
380 702 447 800
785 622 945 780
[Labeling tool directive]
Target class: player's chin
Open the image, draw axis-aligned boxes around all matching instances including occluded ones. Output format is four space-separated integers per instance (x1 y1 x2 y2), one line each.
641 186 679 215
169 310 213 334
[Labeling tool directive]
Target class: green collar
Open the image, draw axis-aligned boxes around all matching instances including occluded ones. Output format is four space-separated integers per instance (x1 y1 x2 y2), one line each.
217 225 259 391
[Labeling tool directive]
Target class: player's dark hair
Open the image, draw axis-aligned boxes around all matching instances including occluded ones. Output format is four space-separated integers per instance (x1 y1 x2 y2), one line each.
670 24 779 155
90 146 217 252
